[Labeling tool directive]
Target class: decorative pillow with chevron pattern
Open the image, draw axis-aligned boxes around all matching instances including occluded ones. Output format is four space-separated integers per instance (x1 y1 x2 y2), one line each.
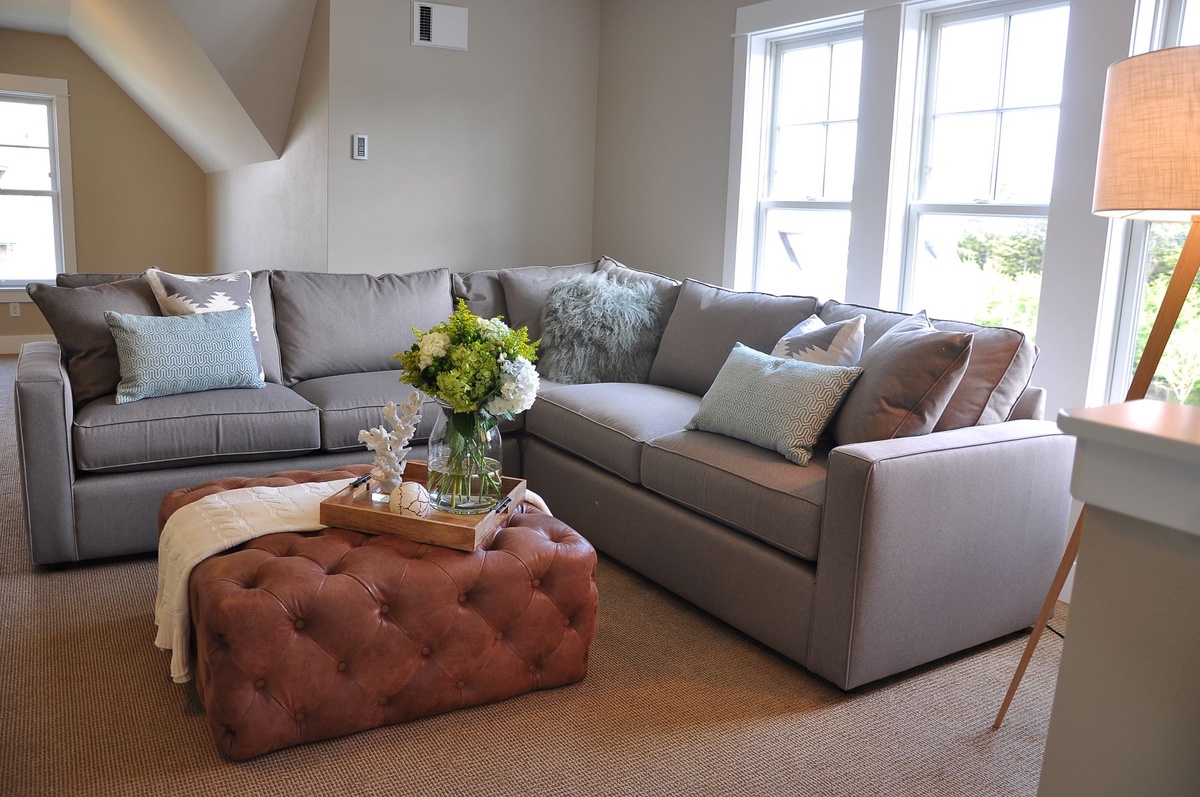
104 308 265 404
143 267 263 378
771 313 866 367
685 344 862 466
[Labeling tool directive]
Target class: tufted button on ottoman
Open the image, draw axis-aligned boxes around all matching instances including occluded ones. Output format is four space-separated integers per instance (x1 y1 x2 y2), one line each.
160 467 599 761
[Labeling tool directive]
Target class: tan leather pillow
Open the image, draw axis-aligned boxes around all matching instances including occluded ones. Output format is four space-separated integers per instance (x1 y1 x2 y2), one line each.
832 311 973 445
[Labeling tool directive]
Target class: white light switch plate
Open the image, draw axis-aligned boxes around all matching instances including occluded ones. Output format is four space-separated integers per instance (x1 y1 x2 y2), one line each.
352 134 368 160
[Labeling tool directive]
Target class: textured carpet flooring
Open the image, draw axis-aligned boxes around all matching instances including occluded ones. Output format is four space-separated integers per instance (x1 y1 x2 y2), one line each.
0 355 1066 796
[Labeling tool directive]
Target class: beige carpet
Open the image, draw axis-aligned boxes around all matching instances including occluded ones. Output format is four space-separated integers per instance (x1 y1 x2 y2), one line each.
0 355 1066 796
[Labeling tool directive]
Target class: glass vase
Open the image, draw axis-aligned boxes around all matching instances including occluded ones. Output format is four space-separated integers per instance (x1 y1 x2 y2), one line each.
425 403 503 514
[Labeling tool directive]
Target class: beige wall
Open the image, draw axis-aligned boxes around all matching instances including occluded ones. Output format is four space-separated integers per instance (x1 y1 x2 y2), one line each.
0 27 207 340
326 0 601 274
591 0 745 285
207 0 329 273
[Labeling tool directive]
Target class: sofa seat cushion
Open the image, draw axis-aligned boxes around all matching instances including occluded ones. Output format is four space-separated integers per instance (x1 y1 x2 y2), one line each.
73 384 321 473
642 430 827 561
525 383 701 483
291 371 441 452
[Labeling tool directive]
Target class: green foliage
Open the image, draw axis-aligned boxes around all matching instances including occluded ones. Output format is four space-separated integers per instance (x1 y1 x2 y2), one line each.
956 221 1046 279
1134 258 1200 406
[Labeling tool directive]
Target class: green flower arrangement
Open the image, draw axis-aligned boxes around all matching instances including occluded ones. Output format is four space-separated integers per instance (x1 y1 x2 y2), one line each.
395 300 539 513
395 299 539 417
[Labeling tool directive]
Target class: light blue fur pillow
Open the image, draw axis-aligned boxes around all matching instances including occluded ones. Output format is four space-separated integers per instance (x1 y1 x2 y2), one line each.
539 273 662 384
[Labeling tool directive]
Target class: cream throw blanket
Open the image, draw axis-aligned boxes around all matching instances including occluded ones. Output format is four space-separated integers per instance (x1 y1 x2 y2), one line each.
154 480 550 684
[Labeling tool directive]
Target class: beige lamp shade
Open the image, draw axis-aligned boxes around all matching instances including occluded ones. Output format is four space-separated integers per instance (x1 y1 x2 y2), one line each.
1093 44 1200 221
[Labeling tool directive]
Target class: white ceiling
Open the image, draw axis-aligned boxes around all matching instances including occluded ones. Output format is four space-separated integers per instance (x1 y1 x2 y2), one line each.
0 0 317 173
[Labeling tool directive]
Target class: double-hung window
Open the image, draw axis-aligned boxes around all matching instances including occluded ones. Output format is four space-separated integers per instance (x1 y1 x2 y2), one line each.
1109 0 1200 405
752 24 863 300
903 1 1070 337
0 74 75 295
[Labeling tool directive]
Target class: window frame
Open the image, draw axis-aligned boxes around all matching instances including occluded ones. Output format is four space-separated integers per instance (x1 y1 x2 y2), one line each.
0 73 76 300
898 0 1069 319
727 0 1134 418
1103 0 1197 403
755 24 864 295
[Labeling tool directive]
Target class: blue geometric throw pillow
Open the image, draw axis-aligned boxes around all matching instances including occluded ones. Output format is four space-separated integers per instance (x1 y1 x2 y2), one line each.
143 267 264 379
686 343 862 466
103 307 265 404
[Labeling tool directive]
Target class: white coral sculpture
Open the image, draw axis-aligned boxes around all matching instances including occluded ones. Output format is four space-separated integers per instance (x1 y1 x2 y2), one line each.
357 392 423 491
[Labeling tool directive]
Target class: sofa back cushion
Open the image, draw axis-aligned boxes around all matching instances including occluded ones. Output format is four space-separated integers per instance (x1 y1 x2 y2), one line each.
54 270 285 384
271 269 454 386
452 269 508 321
497 261 599 342
28 278 161 406
819 300 1037 429
648 279 819 397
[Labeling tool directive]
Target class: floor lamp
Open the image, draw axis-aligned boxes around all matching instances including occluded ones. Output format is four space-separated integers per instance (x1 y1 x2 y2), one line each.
993 44 1200 730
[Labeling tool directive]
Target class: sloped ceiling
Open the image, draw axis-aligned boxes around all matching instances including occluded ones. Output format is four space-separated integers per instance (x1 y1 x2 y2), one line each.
0 0 315 173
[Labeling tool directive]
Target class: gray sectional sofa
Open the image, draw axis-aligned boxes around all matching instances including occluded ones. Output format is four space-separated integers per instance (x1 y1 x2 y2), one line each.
14 258 1075 690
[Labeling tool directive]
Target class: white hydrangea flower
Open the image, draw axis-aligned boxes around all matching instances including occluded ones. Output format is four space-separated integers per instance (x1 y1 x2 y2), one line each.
417 331 451 369
478 317 510 341
485 356 539 416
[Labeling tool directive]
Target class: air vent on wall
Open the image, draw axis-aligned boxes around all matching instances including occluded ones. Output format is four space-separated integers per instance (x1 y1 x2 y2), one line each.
418 4 432 42
412 2 468 51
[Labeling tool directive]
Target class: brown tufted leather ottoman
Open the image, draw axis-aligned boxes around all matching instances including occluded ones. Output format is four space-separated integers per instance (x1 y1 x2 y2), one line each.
159 466 598 761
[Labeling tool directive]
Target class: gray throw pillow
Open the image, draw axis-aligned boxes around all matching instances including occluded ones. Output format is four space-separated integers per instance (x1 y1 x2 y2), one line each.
539 273 661 384
144 267 263 378
27 278 161 406
686 344 862 466
104 307 264 403
832 311 973 445
819 299 1036 430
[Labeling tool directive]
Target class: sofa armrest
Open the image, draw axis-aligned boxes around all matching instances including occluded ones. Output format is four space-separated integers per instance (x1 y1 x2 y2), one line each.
15 341 78 565
808 419 1074 689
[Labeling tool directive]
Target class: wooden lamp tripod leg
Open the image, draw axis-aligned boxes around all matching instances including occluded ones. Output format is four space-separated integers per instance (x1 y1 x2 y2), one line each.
992 216 1200 731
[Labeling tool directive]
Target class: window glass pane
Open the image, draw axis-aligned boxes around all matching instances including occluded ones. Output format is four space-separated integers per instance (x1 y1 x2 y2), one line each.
1181 0 1200 45
824 121 857 200
0 195 57 282
772 124 826 198
925 112 996 201
934 17 1003 113
758 208 850 299
1004 6 1069 108
778 45 831 125
1129 222 1200 405
995 108 1059 202
828 39 863 121
0 100 50 148
909 214 1043 335
0 144 52 191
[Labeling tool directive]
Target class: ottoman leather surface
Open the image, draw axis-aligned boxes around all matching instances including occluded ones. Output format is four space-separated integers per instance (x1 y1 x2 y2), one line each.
163 467 598 761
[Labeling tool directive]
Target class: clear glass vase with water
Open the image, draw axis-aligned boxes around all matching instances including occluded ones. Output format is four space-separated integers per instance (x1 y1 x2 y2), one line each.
425 404 503 514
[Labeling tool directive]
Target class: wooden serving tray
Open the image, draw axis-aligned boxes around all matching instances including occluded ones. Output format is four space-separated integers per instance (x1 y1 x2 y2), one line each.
318 460 526 552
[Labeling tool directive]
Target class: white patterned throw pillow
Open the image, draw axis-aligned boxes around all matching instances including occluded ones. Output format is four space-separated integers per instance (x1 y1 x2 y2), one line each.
686 344 862 466
144 267 263 377
771 313 866 367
